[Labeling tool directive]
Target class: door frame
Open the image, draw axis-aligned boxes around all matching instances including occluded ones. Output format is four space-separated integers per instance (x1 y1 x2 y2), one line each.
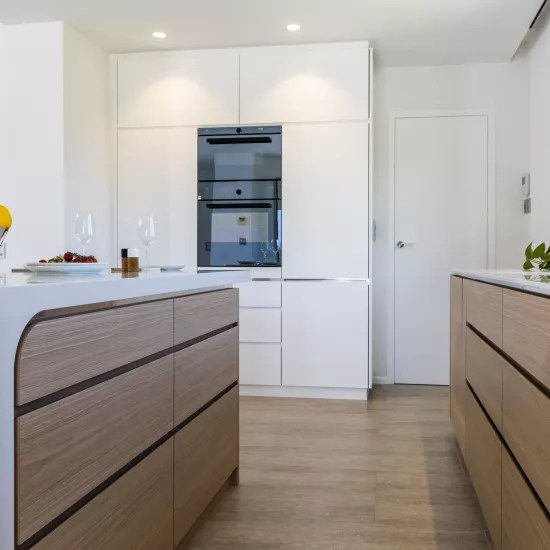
386 110 496 385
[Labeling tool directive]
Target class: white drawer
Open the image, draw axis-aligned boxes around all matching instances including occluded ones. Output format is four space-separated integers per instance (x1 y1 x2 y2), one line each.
235 281 282 308
239 343 281 386
239 308 281 343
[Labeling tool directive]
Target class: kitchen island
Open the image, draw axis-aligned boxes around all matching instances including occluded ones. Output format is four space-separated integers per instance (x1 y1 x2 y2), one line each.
0 269 249 550
450 270 550 550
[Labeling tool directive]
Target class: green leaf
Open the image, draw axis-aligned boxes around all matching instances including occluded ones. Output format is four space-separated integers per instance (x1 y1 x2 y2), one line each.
524 260 534 270
526 242 534 260
533 242 546 259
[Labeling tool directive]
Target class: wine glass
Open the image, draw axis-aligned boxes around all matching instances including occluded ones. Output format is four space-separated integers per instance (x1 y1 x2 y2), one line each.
260 241 271 265
138 215 157 270
270 238 281 263
75 213 93 256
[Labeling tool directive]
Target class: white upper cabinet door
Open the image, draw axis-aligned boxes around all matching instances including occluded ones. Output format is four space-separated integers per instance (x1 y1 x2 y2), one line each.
282 121 369 280
282 281 369 389
117 52 239 128
118 128 197 269
239 43 370 124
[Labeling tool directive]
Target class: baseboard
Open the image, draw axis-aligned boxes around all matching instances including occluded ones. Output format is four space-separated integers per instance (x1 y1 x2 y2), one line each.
239 385 368 401
373 376 393 385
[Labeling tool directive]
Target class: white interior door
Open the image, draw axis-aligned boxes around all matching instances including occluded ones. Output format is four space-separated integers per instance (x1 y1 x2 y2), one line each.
394 115 489 385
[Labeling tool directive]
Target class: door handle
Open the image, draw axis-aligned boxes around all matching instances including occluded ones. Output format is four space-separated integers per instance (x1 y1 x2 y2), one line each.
396 241 415 249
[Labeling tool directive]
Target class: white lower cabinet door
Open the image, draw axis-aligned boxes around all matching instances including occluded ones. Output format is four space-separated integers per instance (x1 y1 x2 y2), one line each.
239 308 282 343
282 281 369 389
240 343 281 386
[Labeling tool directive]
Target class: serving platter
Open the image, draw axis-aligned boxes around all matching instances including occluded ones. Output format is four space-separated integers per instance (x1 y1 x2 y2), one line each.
25 262 109 274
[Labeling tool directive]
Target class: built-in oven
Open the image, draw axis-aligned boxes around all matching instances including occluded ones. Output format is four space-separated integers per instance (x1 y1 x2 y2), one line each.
197 180 281 267
198 126 282 182
197 126 282 268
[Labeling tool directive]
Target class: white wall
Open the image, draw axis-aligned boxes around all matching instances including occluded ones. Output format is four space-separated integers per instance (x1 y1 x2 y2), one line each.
373 59 530 382
63 25 110 261
0 23 7 236
529 9 550 244
2 22 65 271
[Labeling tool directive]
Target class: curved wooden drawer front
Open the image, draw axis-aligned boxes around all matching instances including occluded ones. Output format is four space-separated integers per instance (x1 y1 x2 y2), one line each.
174 327 238 425
466 328 503 431
33 440 174 550
17 300 174 405
503 361 550 514
464 279 503 347
465 386 502 550
174 289 238 345
503 290 550 391
502 449 550 550
17 356 174 544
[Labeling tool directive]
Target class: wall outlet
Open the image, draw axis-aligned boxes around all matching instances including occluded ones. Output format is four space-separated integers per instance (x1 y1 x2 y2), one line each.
0 243 5 259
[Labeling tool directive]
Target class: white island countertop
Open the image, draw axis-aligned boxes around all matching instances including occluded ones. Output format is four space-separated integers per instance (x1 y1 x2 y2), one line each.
0 268 249 549
453 269 550 297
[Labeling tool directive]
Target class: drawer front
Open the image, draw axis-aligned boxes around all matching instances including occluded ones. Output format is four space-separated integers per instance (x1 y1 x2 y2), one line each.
465 386 502 550
450 276 466 453
465 328 503 430
464 279 503 347
17 356 174 543
33 440 174 550
174 327 238 425
174 289 238 345
17 300 174 405
503 289 550 390
240 343 281 386
502 449 550 550
174 387 239 546
239 308 282 343
502 361 550 513
235 281 282 308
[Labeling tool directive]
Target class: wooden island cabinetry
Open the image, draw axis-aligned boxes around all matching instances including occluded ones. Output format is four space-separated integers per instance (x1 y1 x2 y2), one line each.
450 275 550 550
14 287 240 550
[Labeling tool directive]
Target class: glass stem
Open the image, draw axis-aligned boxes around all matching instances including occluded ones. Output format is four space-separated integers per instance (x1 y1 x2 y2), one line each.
83 244 86 256
145 247 149 270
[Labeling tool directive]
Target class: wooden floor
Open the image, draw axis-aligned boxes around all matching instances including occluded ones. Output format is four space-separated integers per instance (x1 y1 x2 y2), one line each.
187 385 490 549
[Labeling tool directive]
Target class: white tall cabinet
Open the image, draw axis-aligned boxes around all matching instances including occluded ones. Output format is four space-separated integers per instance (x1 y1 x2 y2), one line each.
117 128 198 269
282 122 370 279
113 42 372 399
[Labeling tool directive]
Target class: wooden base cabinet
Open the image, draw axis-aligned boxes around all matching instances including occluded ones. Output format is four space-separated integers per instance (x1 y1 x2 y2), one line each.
465 386 502 550
33 440 174 550
174 387 239 546
502 450 550 550
450 276 466 452
451 275 550 550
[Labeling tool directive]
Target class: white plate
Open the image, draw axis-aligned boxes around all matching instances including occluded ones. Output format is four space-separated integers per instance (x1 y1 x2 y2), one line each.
148 265 186 271
25 262 109 274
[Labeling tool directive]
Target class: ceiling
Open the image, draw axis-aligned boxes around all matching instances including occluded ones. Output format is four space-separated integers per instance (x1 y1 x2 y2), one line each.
0 0 544 66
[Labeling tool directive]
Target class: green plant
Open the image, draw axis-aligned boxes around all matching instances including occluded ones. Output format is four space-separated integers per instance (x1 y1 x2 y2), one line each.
523 242 550 271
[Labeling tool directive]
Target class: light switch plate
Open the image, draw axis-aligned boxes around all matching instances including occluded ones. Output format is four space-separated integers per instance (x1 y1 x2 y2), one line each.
0 243 5 259
524 198 532 215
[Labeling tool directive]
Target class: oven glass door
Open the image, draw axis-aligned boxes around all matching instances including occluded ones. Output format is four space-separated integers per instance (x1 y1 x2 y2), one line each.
198 200 282 267
198 134 282 182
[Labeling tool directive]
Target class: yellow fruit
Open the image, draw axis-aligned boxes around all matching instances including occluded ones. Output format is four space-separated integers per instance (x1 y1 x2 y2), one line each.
0 205 12 229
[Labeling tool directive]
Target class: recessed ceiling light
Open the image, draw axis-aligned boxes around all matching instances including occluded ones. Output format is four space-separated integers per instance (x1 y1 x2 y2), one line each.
286 24 301 32
152 31 167 39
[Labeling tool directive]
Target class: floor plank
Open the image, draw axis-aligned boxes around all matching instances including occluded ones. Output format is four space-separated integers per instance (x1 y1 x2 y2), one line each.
186 385 490 549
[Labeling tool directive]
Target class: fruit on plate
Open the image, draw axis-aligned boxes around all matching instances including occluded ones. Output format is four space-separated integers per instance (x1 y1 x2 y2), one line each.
39 252 98 264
